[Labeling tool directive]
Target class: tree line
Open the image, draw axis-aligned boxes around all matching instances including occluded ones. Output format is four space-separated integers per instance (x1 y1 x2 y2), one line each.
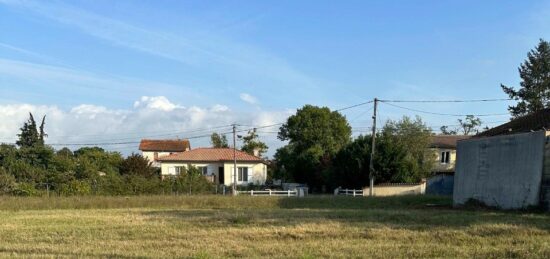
0 113 213 196
1 39 549 195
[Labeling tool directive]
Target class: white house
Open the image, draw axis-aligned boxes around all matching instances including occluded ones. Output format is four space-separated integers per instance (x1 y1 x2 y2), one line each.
139 139 191 167
157 147 268 185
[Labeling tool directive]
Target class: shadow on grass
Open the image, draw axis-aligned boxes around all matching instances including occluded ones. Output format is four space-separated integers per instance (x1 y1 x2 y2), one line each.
141 197 550 232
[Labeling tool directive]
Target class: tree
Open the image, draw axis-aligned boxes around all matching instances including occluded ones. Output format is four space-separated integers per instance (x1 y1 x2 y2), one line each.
16 113 46 148
278 105 352 154
502 39 550 118
331 135 371 188
210 133 229 148
440 115 482 135
240 129 268 157
119 153 156 178
375 116 434 183
276 105 352 191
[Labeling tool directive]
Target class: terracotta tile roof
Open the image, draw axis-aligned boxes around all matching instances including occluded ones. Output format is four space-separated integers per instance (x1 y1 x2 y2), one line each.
429 135 471 149
157 148 264 163
476 109 550 137
139 139 191 152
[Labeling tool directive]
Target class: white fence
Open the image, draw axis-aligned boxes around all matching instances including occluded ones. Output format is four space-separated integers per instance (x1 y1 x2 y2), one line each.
334 188 364 197
237 189 298 197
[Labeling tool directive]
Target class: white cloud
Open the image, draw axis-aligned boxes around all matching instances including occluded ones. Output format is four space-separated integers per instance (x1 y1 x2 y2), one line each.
0 96 292 157
239 93 258 105
133 96 183 111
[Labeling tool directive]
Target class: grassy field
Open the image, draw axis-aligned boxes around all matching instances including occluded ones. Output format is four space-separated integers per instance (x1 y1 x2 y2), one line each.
0 195 548 258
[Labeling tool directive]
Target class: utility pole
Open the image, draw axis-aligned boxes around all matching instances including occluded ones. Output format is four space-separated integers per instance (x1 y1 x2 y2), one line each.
368 98 378 196
232 124 237 196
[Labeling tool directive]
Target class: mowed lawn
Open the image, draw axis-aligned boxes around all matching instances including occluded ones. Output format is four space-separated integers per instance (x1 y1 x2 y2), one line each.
0 196 548 258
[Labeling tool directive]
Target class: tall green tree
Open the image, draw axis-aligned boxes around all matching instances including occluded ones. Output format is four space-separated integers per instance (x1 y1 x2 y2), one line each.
210 133 229 148
240 129 268 157
16 113 46 148
277 105 352 191
376 116 434 183
502 39 550 118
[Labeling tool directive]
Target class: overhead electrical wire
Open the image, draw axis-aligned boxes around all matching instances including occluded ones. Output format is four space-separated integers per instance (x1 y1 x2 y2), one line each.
379 101 509 117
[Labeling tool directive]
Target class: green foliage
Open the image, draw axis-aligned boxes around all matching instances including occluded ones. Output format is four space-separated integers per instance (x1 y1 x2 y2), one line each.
278 105 352 155
331 116 434 188
331 135 371 189
16 113 46 148
210 133 229 148
276 105 352 192
57 180 92 196
502 39 550 118
375 116 434 183
120 153 156 178
0 167 17 195
11 183 40 196
240 129 268 157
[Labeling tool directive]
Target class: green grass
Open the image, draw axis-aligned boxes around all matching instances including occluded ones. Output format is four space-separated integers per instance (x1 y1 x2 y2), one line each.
0 195 548 258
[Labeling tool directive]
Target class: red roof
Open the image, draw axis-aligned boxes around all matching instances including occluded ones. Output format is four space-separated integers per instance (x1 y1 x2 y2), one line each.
429 135 471 149
139 139 191 152
157 148 264 163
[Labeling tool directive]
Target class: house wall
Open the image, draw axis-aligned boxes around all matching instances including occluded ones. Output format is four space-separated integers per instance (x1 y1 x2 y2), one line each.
431 148 457 172
142 151 175 167
362 182 426 196
160 161 267 186
454 131 545 209
222 162 267 186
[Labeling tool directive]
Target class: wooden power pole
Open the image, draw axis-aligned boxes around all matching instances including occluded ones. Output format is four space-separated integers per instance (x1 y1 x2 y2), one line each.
368 98 378 196
232 124 237 196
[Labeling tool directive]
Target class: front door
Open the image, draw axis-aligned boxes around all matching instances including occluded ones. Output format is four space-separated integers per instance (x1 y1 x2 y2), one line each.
219 167 224 184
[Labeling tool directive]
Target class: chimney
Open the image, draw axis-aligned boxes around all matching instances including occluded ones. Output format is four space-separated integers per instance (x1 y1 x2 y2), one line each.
253 147 261 157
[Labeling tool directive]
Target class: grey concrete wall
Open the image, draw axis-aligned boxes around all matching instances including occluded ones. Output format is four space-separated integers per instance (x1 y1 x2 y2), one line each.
454 131 545 209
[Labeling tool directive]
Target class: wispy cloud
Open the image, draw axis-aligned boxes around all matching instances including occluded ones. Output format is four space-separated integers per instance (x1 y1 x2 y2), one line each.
239 93 258 105
0 0 314 90
0 57 203 103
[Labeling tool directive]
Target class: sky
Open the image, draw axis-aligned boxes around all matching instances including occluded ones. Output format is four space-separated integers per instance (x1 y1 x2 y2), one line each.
1 0 550 156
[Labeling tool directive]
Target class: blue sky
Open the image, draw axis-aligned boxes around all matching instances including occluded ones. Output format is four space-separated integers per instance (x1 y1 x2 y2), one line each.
1 0 549 154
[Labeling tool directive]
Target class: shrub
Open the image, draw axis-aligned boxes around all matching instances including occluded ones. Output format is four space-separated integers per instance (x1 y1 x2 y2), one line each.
57 180 92 196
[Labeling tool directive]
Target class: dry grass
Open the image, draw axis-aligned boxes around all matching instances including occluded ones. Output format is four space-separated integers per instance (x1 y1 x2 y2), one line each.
0 195 548 258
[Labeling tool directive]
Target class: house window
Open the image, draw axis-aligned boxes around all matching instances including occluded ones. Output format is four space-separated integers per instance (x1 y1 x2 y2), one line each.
238 167 248 182
440 151 450 164
197 166 208 175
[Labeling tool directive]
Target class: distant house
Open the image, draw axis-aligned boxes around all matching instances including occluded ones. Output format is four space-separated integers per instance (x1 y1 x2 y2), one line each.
157 148 268 185
429 135 471 174
139 139 191 167
454 109 550 210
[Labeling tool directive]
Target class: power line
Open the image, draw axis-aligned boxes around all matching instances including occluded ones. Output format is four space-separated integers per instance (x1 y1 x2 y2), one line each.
380 101 510 117
335 100 374 112
379 98 512 103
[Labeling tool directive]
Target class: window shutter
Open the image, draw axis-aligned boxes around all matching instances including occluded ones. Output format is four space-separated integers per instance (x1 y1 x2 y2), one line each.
248 167 253 183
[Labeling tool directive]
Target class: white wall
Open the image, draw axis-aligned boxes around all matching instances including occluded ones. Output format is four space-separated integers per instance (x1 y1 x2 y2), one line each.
142 151 174 167
160 161 267 185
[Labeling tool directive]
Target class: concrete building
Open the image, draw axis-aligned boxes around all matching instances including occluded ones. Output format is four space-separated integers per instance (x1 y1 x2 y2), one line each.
139 139 191 167
454 109 550 210
157 148 268 185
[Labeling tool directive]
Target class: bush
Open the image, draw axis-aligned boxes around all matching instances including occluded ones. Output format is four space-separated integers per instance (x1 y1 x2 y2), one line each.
12 183 40 196
57 180 92 196
0 168 16 194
